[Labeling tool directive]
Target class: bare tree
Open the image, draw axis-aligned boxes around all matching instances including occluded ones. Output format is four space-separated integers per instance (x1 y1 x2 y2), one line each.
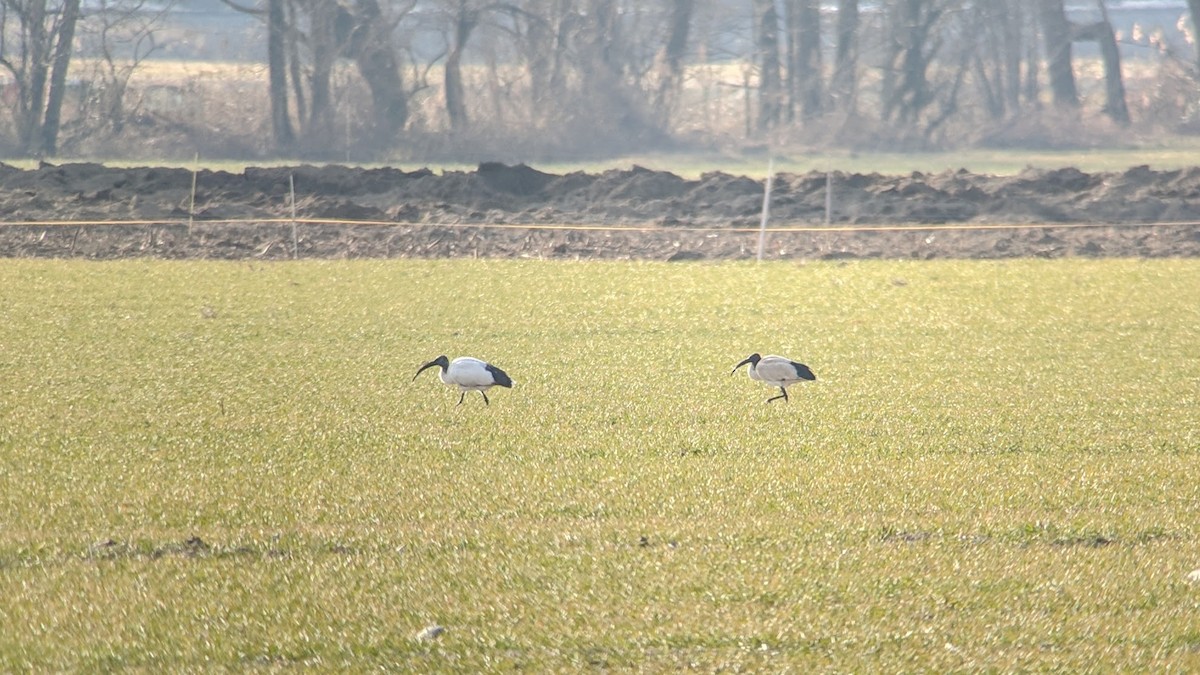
0 0 82 156
76 0 176 135
830 0 859 113
1038 0 1128 123
752 0 782 130
1189 0 1200 75
1039 0 1078 109
654 0 694 121
37 0 77 155
348 0 410 138
967 1 1024 121
486 0 684 148
1078 0 1128 125
434 1 531 133
225 0 415 155
509 0 568 121
581 0 665 140
268 0 294 148
441 0 477 131
880 0 944 127
19 0 1148 159
786 0 821 120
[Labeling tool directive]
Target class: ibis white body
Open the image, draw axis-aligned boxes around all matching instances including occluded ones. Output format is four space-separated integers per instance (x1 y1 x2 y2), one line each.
732 353 816 403
414 355 513 405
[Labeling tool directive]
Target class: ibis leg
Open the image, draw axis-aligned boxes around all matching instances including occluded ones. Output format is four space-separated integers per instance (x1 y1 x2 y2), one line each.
457 392 466 406
766 387 789 403
481 391 490 406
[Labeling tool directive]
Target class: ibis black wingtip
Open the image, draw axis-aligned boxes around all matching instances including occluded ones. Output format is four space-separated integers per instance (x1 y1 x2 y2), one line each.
485 364 513 388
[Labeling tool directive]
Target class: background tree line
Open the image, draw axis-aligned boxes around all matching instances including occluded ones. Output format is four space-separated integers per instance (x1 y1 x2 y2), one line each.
3 0 1200 160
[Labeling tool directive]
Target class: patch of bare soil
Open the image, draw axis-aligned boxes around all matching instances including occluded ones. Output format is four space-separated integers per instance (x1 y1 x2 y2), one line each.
1 161 1198 260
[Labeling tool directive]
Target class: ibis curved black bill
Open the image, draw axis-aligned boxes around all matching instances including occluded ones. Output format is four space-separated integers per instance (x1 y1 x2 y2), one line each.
413 355 449 381
731 353 762 375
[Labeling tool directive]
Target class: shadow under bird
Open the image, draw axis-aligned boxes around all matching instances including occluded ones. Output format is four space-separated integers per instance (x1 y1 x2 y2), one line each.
732 353 816 403
413 355 513 406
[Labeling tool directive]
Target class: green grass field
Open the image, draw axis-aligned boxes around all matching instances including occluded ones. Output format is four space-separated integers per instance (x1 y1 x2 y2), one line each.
1 258 1198 670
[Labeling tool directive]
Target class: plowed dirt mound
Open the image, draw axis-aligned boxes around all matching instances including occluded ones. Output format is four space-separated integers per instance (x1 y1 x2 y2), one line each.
1 161 1198 260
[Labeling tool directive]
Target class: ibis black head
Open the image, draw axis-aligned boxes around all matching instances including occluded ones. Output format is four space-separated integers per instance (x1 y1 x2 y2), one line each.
413 355 450 381
732 353 762 375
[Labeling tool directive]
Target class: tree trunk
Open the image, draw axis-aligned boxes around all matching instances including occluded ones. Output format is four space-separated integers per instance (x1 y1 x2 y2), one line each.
787 0 822 120
1188 0 1200 75
883 0 939 126
830 0 858 113
1039 0 1078 109
971 2 1020 121
444 4 477 132
973 54 1004 120
1002 0 1022 114
1076 17 1129 125
753 0 783 130
969 4 998 118
106 79 128 134
897 0 931 124
1023 8 1041 106
664 0 694 82
286 1 307 127
17 0 49 154
521 2 550 109
572 0 658 139
355 51 409 139
785 0 797 120
267 0 294 150
1097 22 1129 125
40 0 80 156
307 0 338 140
577 0 620 82
521 0 570 114
349 0 408 138
655 0 694 116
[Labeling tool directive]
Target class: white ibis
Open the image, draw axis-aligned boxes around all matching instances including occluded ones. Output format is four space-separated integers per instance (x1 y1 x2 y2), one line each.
413 355 513 406
732 353 816 403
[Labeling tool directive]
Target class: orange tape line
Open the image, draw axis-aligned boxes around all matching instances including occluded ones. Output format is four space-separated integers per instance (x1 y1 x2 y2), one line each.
1 218 1197 234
